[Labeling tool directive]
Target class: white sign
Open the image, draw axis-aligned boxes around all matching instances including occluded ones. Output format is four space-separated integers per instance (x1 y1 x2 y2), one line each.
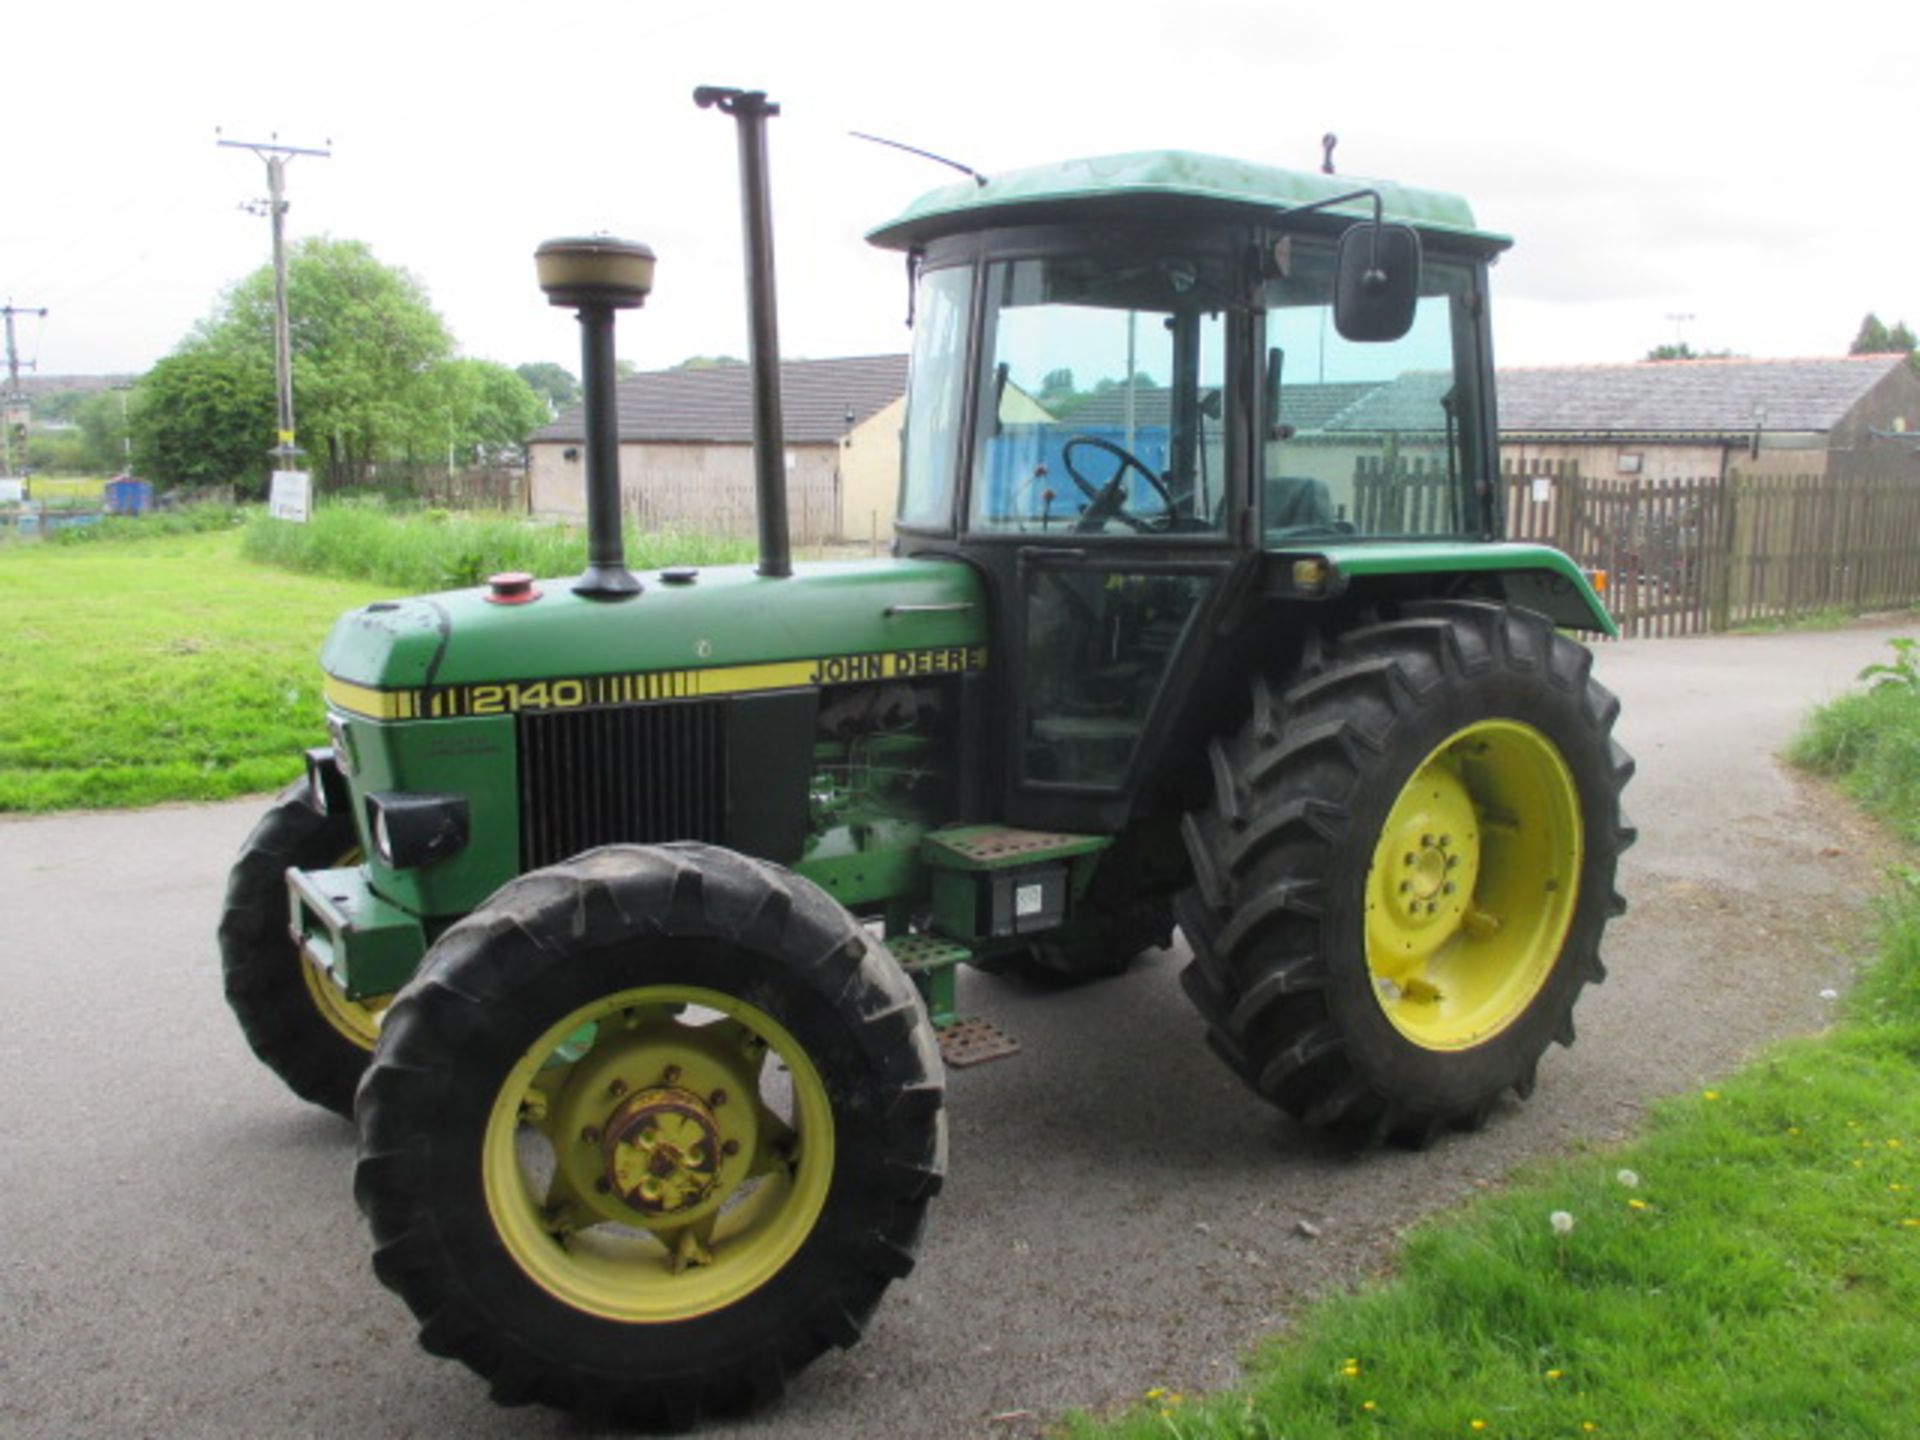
0 480 23 504
1530 476 1554 505
269 470 312 523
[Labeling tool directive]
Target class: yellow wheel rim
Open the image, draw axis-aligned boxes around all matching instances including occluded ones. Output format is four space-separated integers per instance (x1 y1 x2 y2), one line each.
1365 720 1582 1051
300 957 390 1050
296 845 389 1052
482 985 835 1323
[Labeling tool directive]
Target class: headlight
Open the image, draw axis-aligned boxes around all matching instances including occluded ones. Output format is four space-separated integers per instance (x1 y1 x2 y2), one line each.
304 747 351 817
364 791 471 870
326 713 357 775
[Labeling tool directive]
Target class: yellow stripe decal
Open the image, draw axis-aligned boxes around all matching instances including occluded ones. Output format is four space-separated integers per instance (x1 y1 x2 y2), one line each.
324 645 987 721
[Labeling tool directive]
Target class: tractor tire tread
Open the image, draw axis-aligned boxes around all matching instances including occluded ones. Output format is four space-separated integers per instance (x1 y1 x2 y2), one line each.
353 842 944 1429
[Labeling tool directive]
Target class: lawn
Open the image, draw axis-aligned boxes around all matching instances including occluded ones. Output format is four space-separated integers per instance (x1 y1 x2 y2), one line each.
0 526 382 810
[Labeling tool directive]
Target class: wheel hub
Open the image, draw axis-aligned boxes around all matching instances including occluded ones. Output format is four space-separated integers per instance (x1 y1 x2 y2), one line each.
1365 720 1583 1051
603 1087 724 1216
1372 764 1479 958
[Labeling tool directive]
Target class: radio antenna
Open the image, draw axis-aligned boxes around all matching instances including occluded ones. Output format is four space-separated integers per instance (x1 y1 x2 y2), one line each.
850 131 988 187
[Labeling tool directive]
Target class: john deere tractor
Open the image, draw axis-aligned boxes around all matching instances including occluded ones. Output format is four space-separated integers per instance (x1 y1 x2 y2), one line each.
220 88 1632 1425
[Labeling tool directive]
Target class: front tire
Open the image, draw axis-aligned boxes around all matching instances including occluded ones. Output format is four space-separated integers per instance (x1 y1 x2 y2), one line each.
1179 602 1634 1144
220 783 385 1117
354 844 945 1426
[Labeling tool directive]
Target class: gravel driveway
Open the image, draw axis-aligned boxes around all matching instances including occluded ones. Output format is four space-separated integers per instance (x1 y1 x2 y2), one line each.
0 618 1906 1439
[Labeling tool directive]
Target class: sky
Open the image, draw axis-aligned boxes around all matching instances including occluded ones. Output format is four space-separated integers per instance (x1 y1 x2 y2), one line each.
6 0 1915 385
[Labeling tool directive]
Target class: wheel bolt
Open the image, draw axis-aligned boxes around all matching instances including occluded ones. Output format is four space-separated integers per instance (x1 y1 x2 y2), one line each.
594 1176 612 1194
663 1065 682 1085
1404 852 1416 867
608 1078 627 1098
722 1139 741 1157
1421 834 1435 848
1443 882 1457 895
581 1125 601 1144
709 1090 727 1108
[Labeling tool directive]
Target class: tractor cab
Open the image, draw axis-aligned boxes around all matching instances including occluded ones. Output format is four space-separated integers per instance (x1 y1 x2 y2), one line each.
869 153 1516 828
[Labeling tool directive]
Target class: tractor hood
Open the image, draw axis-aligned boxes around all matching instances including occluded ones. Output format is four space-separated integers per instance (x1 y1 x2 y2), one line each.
320 557 988 722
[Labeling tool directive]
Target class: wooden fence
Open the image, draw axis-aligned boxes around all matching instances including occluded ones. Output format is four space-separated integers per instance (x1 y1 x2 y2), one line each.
1504 459 1920 638
1361 456 1920 639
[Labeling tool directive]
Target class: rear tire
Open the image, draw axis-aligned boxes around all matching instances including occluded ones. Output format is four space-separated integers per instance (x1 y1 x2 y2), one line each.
220 783 382 1117
354 843 945 1426
1178 602 1634 1145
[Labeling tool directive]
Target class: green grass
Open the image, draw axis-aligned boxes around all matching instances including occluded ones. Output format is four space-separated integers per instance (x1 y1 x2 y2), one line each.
24 476 107 502
1072 652 1920 1440
1789 639 1920 845
0 526 382 811
239 498 757 593
1731 605 1859 634
1074 930 1920 1440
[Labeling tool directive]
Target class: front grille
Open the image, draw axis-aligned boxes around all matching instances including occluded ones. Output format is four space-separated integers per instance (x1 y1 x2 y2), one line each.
518 701 729 871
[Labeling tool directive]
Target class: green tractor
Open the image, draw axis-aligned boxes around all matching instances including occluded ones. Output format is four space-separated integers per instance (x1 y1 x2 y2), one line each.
220 87 1632 1425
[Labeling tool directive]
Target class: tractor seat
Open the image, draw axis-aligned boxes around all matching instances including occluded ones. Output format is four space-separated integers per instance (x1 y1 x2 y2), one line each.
1264 475 1334 530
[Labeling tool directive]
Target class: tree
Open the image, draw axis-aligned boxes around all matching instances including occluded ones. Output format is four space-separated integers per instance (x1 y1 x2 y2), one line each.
71 391 132 474
428 360 552 463
1644 343 1738 362
514 361 579 414
132 237 550 490
206 237 454 482
1850 313 1917 355
131 348 276 490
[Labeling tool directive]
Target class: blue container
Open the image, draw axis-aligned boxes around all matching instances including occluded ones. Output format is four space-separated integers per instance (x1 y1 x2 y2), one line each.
103 478 153 515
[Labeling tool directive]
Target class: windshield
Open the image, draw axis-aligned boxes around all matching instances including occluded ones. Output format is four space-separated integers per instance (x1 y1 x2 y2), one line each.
968 253 1230 537
1263 240 1489 542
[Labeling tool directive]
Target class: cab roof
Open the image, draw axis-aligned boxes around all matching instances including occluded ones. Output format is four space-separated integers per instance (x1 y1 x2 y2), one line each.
866 149 1510 253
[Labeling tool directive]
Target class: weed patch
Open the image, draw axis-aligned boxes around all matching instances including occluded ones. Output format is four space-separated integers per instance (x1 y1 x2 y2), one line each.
240 498 755 592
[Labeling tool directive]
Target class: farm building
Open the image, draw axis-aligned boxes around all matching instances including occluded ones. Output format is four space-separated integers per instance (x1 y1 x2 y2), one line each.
1497 354 1920 484
527 355 907 546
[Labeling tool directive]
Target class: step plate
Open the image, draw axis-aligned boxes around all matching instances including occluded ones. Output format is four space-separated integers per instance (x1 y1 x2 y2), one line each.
938 1016 1022 1068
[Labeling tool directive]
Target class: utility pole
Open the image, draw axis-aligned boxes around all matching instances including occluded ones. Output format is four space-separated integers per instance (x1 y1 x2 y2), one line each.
2 302 48 479
217 132 330 476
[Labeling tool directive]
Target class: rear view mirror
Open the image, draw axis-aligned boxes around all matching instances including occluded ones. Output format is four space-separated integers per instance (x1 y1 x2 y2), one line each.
1334 222 1422 342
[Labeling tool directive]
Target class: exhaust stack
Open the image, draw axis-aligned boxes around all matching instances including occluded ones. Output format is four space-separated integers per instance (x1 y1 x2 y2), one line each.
535 235 656 599
695 86 791 580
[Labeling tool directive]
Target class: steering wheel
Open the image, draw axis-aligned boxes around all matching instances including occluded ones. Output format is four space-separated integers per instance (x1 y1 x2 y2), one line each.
1062 435 1175 533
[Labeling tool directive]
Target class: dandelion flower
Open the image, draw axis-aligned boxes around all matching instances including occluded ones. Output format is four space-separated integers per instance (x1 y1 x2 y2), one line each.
1363 1401 1378 1412
1146 1387 1168 1401
1615 1169 1640 1188
1703 1090 1721 1101
1545 1369 1565 1381
1628 1198 1648 1211
1551 1210 1576 1236
1471 1421 1487 1432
